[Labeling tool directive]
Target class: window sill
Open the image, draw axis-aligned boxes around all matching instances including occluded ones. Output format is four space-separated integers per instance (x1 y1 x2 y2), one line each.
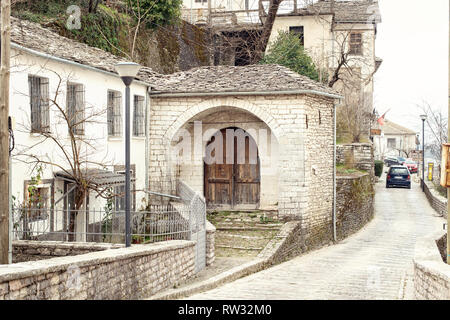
30 132 49 137
108 136 123 142
132 136 146 141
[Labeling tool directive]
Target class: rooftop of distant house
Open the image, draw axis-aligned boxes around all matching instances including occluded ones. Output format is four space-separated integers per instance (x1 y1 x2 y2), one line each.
280 0 382 24
380 119 417 136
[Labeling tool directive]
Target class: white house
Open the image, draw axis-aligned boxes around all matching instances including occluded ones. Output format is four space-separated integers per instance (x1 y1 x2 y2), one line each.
372 119 419 160
267 0 382 125
9 18 151 241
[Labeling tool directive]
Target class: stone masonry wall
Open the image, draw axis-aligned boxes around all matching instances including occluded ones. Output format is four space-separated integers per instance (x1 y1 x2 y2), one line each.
149 94 336 247
423 180 448 219
0 241 195 300
302 95 335 248
336 143 374 174
206 221 216 266
414 233 450 300
12 241 124 263
336 173 374 241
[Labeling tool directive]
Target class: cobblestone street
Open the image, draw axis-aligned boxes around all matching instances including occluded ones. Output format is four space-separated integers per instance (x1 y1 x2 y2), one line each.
187 176 445 300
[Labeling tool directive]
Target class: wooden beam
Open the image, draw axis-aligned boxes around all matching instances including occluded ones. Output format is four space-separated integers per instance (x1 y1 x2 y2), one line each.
0 0 11 265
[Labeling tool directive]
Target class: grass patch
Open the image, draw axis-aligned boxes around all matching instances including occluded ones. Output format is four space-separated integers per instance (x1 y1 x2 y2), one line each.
336 164 367 176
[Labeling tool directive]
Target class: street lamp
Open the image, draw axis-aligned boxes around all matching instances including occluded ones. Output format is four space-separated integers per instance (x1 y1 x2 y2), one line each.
115 62 141 247
420 114 427 192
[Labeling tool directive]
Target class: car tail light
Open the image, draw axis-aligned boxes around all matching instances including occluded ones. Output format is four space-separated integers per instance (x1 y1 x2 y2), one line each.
407 175 410 180
387 175 391 180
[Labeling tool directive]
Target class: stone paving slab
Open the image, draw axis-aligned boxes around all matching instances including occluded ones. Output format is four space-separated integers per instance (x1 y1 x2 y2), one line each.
186 177 445 300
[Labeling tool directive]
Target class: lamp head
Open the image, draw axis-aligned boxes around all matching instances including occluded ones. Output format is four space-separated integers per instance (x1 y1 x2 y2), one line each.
115 62 141 86
420 114 428 121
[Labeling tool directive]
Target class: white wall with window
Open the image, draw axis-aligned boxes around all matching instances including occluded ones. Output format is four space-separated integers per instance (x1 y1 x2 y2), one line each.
10 48 150 224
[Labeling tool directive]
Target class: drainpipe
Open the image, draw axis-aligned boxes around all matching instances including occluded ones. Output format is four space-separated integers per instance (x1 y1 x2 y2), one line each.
333 99 342 242
145 87 151 194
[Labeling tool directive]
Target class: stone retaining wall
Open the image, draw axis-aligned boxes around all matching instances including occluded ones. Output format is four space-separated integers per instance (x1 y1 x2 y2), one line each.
0 241 195 300
336 143 374 174
206 221 216 266
13 241 124 263
336 173 374 240
414 233 450 300
423 180 448 219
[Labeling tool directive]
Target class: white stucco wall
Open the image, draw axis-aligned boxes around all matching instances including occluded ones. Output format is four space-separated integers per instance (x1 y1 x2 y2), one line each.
9 48 149 215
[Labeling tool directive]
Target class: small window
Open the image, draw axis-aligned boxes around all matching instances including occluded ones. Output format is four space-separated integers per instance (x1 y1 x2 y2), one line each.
67 83 85 135
114 166 136 211
289 26 304 46
29 75 50 133
25 184 50 221
387 138 396 149
349 32 363 55
107 90 122 137
133 95 145 137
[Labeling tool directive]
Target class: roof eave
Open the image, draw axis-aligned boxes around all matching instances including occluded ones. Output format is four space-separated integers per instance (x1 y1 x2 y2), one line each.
149 89 343 100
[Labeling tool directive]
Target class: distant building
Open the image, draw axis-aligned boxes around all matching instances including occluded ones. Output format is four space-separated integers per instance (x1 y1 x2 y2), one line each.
372 119 419 160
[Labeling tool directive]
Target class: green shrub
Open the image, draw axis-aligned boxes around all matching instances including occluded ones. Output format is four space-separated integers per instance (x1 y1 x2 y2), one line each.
260 30 320 82
374 160 384 177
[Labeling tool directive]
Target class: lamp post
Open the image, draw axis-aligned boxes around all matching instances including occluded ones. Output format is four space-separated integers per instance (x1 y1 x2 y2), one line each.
115 62 141 247
420 114 427 192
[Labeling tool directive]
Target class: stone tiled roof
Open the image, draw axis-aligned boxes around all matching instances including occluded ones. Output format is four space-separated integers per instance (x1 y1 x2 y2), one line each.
283 0 381 24
10 17 162 82
10 17 339 97
382 120 417 135
147 64 340 96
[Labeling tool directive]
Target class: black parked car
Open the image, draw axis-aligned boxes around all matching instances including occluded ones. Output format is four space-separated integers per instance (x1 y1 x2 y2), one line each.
384 156 400 167
386 166 411 189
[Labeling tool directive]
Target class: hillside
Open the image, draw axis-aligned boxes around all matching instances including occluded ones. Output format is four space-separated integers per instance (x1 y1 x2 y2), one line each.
12 0 211 74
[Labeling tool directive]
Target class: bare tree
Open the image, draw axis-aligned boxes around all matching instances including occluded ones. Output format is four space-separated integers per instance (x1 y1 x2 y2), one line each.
418 101 448 161
14 70 118 240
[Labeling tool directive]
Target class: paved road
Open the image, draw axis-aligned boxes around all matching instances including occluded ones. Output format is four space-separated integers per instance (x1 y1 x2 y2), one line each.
187 174 445 300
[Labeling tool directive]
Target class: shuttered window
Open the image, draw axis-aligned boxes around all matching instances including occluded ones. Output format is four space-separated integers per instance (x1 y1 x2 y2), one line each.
67 83 85 135
107 90 122 137
28 75 50 133
133 95 145 137
349 32 363 55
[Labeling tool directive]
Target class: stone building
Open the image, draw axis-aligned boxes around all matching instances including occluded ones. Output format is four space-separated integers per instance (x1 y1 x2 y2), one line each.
8 16 341 246
146 64 341 229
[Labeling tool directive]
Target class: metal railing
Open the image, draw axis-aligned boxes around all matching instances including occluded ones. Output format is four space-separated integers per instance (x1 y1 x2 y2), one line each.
12 204 192 244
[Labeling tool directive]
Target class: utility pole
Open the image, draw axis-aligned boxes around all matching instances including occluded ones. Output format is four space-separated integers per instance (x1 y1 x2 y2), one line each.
0 0 11 265
447 0 450 265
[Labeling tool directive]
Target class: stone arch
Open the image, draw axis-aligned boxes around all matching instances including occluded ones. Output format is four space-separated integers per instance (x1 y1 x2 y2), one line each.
163 96 285 143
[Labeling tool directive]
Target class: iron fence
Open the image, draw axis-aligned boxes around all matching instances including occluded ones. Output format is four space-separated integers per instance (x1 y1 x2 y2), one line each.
12 204 192 244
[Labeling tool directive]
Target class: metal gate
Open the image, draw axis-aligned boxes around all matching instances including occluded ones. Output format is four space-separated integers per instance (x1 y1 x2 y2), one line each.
189 193 206 273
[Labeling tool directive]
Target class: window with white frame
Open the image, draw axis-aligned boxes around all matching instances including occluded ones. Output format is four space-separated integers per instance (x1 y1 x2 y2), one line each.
133 95 145 137
67 83 85 135
29 75 50 133
107 90 122 137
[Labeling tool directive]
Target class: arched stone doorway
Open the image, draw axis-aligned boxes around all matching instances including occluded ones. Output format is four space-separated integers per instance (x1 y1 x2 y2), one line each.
204 127 261 210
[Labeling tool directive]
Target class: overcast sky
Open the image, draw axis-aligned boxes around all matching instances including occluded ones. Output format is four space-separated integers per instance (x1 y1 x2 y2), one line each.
374 0 449 133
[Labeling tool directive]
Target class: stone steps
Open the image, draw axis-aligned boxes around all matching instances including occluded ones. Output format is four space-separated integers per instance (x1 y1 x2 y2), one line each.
208 211 282 258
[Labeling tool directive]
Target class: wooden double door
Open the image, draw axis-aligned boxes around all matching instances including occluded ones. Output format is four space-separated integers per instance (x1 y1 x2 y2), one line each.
204 128 260 209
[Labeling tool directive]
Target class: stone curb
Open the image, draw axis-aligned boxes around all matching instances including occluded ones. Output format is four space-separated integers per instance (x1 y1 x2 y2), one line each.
0 240 195 283
148 258 268 300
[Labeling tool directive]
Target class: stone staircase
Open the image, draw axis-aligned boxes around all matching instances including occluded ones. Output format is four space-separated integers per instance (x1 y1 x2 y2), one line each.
207 211 283 258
